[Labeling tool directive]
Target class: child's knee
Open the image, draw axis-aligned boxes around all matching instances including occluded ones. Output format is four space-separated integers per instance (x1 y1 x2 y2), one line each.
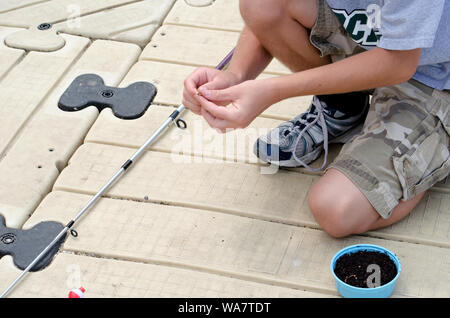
308 183 358 238
240 0 285 31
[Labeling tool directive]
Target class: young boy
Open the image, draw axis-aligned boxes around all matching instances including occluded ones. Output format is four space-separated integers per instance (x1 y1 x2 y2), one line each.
182 0 450 238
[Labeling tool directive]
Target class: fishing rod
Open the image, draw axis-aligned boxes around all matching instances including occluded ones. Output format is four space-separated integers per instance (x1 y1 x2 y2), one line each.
0 48 235 298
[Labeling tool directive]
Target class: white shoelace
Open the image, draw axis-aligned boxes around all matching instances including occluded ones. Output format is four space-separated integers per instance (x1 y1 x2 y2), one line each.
292 99 329 172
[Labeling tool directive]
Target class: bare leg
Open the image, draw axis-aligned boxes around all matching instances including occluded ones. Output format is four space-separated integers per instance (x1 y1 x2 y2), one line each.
308 168 426 238
239 0 330 73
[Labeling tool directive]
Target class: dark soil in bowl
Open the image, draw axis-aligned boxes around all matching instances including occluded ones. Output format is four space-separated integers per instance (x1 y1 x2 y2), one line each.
334 250 397 288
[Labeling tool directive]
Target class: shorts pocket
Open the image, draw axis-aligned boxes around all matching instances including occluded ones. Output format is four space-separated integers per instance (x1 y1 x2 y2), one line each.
392 117 450 200
310 0 349 57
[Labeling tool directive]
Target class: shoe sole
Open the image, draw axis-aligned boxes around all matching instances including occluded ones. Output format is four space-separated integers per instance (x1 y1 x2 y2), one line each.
259 147 324 168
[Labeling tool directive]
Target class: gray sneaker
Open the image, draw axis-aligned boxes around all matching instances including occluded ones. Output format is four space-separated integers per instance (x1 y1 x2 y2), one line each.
254 93 370 171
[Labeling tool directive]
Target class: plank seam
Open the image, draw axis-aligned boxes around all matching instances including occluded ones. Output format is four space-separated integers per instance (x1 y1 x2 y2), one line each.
51 0 144 26
137 56 290 76
163 21 242 34
51 186 450 249
82 137 328 182
51 185 318 229
0 0 51 14
0 0 143 28
81 137 448 193
108 20 159 37
59 249 339 297
106 2 178 39
0 50 27 85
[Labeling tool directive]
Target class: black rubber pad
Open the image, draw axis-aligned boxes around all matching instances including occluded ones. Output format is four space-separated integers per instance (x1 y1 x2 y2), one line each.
0 215 67 271
58 74 157 119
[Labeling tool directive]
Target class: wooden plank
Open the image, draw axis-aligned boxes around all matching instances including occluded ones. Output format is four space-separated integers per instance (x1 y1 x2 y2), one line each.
0 0 138 26
165 0 244 32
0 27 25 81
0 39 141 228
54 143 450 247
56 0 177 48
0 0 48 14
0 34 89 159
16 191 450 297
140 25 290 75
55 143 317 225
2 0 178 51
0 251 330 298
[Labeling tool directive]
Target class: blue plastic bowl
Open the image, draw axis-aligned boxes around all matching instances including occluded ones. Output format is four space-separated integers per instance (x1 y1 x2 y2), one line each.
330 244 401 298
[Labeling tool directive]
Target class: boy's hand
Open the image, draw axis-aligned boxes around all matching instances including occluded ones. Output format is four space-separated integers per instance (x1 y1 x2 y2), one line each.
195 79 276 133
183 67 242 115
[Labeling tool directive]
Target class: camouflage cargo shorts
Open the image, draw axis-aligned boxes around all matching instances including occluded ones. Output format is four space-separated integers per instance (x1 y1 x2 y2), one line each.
309 0 450 218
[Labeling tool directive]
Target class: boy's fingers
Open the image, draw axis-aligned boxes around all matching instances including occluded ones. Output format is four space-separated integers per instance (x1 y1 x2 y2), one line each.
183 89 200 106
183 91 201 114
185 77 201 97
198 82 229 106
201 108 229 133
198 81 217 92
197 96 233 121
198 75 228 91
198 86 233 103
185 68 209 96
185 102 201 115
